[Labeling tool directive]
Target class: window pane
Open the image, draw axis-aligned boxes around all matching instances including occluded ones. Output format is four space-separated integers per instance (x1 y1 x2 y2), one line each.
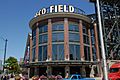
52 44 57 60
39 25 48 33
52 32 64 42
52 24 57 31
32 48 36 62
38 46 42 61
32 37 36 46
43 25 48 32
39 35 42 44
58 24 64 30
32 28 36 37
43 45 47 61
52 44 64 60
57 33 64 41
39 27 42 33
52 33 57 42
76 45 80 60
43 34 48 43
84 46 90 61
52 24 64 31
69 24 79 32
69 33 80 42
72 76 77 79
69 44 74 60
58 44 64 60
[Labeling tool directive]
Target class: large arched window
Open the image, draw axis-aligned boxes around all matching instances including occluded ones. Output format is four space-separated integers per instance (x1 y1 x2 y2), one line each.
38 25 48 61
69 22 80 60
52 22 64 60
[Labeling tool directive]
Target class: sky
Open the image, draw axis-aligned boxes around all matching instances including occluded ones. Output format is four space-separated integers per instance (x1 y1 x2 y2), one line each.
0 0 95 61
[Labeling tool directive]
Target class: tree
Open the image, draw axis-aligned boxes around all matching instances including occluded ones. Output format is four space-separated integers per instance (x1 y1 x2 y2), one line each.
5 56 21 74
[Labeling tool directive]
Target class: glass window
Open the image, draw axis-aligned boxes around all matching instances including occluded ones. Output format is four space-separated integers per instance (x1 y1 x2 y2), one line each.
52 44 57 60
32 28 36 37
32 37 36 46
43 45 47 61
39 34 48 44
38 45 47 61
38 46 42 61
76 45 80 60
39 35 42 44
39 27 42 33
58 24 64 31
52 44 64 60
69 33 80 42
52 32 64 42
52 24 64 31
84 46 90 61
69 24 79 32
110 68 119 73
52 33 57 42
91 36 95 45
71 76 77 79
43 25 48 32
58 44 64 60
83 35 89 44
83 25 88 34
39 25 48 33
69 44 80 60
32 48 36 62
70 44 74 60
92 47 97 61
43 34 48 43
78 76 81 79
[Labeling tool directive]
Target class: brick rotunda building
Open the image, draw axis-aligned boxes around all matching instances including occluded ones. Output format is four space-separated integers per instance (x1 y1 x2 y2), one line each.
23 5 102 78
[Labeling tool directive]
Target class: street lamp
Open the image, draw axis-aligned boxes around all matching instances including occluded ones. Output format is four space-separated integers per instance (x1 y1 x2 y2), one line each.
1 37 8 72
89 0 108 79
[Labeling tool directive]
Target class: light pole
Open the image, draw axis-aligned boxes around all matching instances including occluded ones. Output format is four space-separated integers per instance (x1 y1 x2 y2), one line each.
96 0 108 79
3 39 8 72
1 37 8 72
89 0 108 79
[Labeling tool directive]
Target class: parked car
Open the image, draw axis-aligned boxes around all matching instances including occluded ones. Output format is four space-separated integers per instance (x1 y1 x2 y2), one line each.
108 62 120 80
63 74 95 80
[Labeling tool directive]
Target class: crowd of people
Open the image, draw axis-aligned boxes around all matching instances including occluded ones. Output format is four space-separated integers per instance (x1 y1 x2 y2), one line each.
0 74 26 80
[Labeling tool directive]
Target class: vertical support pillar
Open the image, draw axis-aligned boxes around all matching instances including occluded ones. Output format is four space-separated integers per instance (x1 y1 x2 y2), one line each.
28 68 30 78
64 18 69 60
80 66 86 77
93 23 100 61
88 28 93 61
79 20 84 61
48 19 52 61
47 66 52 76
35 24 39 62
30 36 33 62
96 64 102 77
34 67 39 76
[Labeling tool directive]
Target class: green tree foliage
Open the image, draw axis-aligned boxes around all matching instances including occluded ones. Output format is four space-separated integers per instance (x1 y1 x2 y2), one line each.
5 57 21 74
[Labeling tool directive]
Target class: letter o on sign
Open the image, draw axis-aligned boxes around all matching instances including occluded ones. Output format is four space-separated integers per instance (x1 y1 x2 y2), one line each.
42 8 47 14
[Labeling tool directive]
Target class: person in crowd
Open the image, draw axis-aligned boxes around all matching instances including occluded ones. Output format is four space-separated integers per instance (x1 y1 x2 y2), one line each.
65 71 69 78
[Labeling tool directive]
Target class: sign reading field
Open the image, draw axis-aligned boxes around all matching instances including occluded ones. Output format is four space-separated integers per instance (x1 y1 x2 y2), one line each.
35 5 74 17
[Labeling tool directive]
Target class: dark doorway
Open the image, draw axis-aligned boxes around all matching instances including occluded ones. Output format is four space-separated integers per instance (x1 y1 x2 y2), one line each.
39 67 47 76
85 66 91 77
70 66 80 74
30 67 34 78
52 67 65 78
